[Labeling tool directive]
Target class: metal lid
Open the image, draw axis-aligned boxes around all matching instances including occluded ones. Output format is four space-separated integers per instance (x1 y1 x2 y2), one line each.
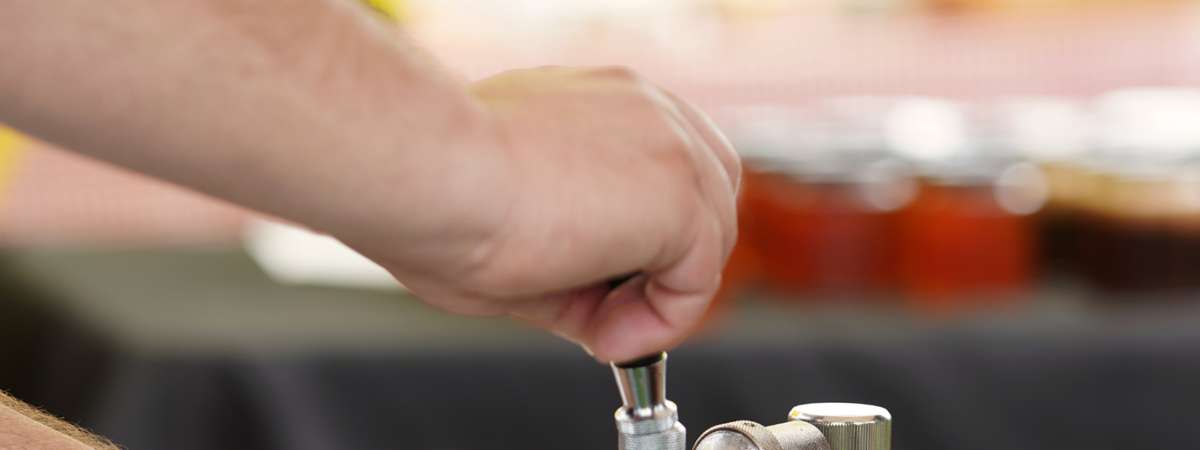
788 403 891 450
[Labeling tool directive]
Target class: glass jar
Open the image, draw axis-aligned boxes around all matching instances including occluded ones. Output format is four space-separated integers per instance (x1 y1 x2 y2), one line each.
1072 160 1200 293
745 152 914 297
896 159 1045 308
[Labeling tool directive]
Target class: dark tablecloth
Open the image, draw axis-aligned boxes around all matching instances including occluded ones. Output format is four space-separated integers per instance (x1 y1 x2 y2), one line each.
1 249 1197 450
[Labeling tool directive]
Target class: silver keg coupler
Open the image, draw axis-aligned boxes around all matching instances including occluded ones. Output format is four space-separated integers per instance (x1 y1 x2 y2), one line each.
611 352 687 450
611 353 891 450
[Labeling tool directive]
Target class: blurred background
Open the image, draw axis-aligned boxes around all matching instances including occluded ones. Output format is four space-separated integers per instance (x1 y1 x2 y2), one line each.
3 0 1200 449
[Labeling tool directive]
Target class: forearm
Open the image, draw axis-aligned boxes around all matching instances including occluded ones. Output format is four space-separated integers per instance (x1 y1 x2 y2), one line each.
0 391 117 449
0 0 491 240
0 0 740 363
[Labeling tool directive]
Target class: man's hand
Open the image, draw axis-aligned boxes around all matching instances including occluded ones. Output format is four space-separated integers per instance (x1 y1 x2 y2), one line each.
352 67 740 362
0 0 738 364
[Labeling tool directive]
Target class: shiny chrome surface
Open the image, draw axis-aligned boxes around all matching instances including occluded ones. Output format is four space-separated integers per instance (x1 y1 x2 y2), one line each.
693 420 830 450
609 354 890 450
614 400 681 435
612 352 685 450
788 403 891 450
613 352 668 418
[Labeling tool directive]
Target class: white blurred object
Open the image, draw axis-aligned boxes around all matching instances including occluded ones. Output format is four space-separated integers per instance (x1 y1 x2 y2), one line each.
1095 88 1200 159
722 104 833 162
823 96 896 153
995 97 1090 162
995 162 1050 215
244 221 404 290
859 158 918 212
885 98 969 161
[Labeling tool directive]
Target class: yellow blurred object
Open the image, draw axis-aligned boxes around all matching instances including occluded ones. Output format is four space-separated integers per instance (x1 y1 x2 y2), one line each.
0 126 24 203
363 0 408 22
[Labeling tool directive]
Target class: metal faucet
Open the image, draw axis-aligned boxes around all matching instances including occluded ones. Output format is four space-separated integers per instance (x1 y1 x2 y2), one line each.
611 352 686 450
611 353 891 450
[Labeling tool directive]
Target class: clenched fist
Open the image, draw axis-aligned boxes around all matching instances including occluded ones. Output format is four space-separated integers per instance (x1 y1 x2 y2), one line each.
355 67 741 362
0 0 737 363
0 3 742 445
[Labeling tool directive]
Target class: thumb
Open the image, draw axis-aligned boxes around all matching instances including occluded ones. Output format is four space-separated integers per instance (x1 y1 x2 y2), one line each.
584 216 723 362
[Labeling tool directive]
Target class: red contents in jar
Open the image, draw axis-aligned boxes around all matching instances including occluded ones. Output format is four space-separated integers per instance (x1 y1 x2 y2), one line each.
897 182 1035 307
745 170 897 297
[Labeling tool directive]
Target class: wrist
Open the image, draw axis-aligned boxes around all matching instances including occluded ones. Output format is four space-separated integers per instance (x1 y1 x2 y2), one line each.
316 78 516 279
261 11 507 245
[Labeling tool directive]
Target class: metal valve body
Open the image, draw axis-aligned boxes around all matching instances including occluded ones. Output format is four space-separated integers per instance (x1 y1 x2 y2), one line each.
694 403 892 450
611 353 890 450
612 353 686 450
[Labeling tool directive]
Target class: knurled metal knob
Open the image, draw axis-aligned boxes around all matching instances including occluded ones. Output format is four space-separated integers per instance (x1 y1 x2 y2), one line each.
787 403 891 450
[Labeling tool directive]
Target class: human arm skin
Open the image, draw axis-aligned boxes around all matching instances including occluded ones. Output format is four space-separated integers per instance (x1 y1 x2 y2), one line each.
0 390 118 449
0 0 740 363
